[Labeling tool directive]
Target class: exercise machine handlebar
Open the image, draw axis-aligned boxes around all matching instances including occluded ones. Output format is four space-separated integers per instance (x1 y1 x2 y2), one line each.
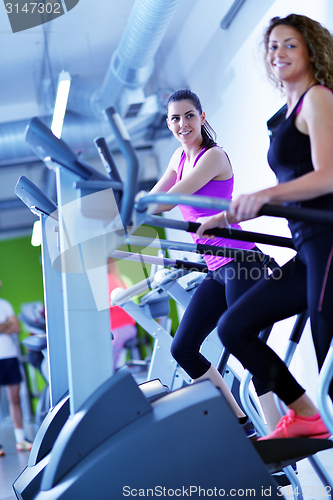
136 192 229 213
25 114 139 228
111 278 154 306
124 234 277 267
25 117 109 182
15 175 57 219
111 249 207 272
110 260 205 307
144 215 295 250
259 203 333 225
94 136 122 184
136 192 333 225
105 107 139 228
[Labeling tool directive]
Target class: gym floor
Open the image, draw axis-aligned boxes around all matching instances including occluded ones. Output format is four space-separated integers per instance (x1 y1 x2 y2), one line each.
0 417 30 500
0 415 332 500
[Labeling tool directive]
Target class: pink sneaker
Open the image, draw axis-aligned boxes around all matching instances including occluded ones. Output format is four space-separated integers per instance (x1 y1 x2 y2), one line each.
258 410 331 440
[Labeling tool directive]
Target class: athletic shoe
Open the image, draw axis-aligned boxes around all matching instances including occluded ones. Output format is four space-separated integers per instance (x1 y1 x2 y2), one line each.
16 440 33 452
0 445 4 456
240 417 257 439
258 410 331 440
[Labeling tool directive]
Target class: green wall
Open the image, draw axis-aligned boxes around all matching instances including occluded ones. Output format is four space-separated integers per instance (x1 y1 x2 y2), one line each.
0 235 44 317
0 235 45 412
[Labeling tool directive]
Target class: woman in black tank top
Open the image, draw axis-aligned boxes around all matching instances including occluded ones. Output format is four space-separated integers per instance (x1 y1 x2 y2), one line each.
198 14 333 440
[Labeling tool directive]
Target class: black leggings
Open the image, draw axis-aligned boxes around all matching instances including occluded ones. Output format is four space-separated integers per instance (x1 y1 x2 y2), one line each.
218 229 333 405
171 254 268 391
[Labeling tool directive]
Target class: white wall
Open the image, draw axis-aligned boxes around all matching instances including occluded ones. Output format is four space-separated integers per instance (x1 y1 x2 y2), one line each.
153 0 333 403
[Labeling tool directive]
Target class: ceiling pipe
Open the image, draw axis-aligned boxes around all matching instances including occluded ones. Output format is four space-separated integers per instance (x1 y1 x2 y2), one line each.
0 111 162 167
0 0 179 165
0 114 111 165
66 0 180 119
0 199 24 210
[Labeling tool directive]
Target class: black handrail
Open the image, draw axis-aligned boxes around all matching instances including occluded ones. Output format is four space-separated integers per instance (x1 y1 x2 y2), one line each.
94 137 123 183
145 214 295 249
136 192 333 225
25 117 109 182
258 203 333 225
105 107 139 228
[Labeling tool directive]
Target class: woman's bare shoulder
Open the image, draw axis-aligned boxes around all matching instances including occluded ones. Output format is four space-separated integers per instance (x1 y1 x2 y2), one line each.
305 84 333 106
303 84 333 122
168 146 184 171
202 146 232 168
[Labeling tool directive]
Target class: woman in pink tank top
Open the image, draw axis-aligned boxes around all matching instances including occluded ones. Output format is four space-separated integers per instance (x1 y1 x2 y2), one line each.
150 90 273 437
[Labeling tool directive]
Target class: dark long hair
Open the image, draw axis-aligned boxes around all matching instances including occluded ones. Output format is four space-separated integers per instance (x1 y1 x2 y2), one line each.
263 14 333 91
166 89 217 150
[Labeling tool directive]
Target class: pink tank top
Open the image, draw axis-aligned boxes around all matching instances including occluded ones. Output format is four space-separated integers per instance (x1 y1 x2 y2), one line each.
176 148 255 270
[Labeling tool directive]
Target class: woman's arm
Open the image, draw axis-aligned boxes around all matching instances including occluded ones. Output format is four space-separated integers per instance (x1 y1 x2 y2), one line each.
153 147 232 212
196 212 230 238
230 86 333 222
198 87 333 234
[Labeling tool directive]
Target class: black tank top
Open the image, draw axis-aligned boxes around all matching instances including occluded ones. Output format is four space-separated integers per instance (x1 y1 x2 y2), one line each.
267 85 333 247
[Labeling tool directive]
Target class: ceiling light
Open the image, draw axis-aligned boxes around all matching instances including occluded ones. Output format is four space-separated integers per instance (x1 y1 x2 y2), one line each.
31 220 41 247
51 71 71 139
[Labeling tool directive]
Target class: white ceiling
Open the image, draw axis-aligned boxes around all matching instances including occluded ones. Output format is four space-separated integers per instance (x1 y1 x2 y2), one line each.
0 0 199 121
0 0 203 237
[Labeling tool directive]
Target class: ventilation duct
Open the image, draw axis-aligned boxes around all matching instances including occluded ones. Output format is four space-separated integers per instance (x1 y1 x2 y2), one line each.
0 0 179 165
67 0 181 119
0 111 165 167
0 114 111 166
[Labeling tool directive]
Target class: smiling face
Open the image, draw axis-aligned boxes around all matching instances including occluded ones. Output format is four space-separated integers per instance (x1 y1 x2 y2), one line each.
166 99 205 146
267 24 314 86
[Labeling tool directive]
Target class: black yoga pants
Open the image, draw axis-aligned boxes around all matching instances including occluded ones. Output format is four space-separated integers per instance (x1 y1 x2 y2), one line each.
171 256 268 388
217 229 333 405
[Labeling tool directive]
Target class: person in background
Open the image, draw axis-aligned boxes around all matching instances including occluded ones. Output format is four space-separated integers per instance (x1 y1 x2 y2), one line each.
197 14 333 440
107 258 137 369
0 280 32 455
